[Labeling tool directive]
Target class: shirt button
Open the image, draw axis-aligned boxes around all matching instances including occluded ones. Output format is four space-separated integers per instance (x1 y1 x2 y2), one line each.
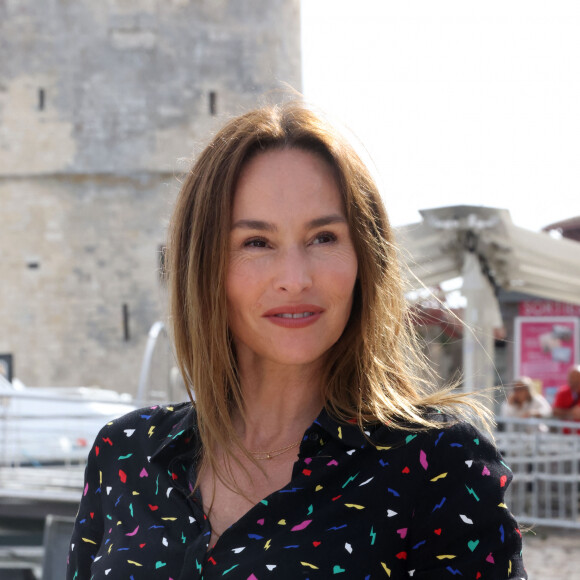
308 432 320 441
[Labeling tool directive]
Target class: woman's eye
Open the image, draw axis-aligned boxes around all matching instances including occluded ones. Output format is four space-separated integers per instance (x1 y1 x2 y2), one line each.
244 238 268 248
312 231 337 245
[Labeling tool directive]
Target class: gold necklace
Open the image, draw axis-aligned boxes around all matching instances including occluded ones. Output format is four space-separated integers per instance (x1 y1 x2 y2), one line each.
249 439 301 460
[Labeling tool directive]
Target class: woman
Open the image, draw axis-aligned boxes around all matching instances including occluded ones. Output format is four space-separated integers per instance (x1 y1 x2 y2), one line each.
67 101 527 579
501 377 552 420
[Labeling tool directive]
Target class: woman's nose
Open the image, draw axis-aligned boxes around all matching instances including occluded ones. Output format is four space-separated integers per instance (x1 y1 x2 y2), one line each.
273 246 313 294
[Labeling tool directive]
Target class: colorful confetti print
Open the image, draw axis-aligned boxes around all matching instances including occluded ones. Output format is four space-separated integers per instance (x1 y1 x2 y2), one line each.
67 403 527 578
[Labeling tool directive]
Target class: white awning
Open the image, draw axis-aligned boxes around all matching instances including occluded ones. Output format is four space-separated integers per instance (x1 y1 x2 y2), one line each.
396 205 580 306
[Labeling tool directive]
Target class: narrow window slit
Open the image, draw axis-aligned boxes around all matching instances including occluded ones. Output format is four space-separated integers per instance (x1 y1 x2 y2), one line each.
123 303 130 341
209 91 217 115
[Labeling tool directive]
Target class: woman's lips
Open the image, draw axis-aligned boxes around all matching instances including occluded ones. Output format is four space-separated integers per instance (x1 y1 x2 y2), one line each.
263 305 324 328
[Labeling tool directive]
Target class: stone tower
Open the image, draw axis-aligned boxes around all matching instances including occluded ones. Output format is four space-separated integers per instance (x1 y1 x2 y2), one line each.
0 0 301 393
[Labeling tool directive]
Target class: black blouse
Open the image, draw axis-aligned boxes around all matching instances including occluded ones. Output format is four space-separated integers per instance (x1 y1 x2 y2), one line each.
67 403 527 579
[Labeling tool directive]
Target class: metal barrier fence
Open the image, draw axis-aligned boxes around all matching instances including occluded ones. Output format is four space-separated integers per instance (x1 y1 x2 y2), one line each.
495 416 580 529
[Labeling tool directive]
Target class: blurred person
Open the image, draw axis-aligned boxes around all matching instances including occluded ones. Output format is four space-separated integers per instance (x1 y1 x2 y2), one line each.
501 377 552 419
552 365 580 421
66 100 527 579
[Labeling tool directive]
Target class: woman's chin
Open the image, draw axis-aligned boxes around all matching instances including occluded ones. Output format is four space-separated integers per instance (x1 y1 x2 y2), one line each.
243 348 327 371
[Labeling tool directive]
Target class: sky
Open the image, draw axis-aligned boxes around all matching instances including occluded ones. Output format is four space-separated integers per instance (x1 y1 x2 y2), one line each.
301 1 580 232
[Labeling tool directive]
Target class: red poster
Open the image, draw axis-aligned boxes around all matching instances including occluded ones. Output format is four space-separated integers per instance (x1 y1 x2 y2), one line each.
514 317 579 404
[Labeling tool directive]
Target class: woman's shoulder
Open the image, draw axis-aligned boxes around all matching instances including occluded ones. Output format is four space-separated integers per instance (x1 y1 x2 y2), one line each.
370 417 499 462
100 400 192 431
91 401 195 455
368 419 510 501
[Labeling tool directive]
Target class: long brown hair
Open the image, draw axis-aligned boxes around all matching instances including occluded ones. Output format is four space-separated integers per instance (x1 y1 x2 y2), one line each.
168 100 489 476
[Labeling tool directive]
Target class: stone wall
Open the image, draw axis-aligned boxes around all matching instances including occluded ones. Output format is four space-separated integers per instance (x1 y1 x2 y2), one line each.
0 0 301 393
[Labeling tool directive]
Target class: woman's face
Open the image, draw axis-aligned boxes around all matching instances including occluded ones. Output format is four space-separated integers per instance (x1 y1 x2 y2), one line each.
226 148 358 371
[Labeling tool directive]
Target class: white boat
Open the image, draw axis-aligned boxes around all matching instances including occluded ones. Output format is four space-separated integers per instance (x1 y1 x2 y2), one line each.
0 322 174 467
0 374 137 466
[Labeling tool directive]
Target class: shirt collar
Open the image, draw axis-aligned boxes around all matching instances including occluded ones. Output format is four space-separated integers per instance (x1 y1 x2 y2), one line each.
150 404 199 463
150 404 382 464
313 407 378 449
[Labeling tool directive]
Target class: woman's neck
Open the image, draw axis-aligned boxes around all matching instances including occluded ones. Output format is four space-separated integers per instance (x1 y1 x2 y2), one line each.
234 360 325 451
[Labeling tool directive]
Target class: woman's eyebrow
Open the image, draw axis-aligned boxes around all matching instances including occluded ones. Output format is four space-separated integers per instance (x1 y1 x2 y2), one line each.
231 214 346 231
231 219 277 232
307 214 347 229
